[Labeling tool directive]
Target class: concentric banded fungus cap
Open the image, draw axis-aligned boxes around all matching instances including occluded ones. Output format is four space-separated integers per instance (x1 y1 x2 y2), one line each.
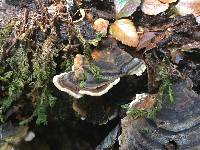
53 39 146 98
53 70 120 99
53 72 83 99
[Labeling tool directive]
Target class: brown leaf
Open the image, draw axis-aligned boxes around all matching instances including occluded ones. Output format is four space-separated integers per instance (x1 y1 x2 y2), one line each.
136 32 156 51
109 19 139 47
159 0 177 4
141 0 169 15
114 0 141 18
137 31 166 51
176 0 200 17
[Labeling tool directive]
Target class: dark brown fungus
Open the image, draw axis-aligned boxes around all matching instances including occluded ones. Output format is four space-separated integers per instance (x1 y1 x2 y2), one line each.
72 96 118 125
53 40 146 98
119 78 200 149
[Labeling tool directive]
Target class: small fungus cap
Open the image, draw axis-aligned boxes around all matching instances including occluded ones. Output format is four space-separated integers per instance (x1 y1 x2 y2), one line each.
93 18 109 36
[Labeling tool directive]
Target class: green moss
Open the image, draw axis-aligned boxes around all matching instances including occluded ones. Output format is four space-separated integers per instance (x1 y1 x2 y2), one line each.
140 127 152 135
158 65 175 104
88 33 104 46
121 63 175 120
0 45 31 122
83 44 93 61
79 72 87 88
121 104 159 120
0 71 13 82
89 63 104 81
0 20 16 49
29 30 59 125
0 23 60 124
61 59 73 72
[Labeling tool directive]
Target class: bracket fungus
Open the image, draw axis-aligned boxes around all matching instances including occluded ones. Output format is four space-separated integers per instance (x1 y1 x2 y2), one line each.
119 78 200 149
53 40 146 98
72 97 118 125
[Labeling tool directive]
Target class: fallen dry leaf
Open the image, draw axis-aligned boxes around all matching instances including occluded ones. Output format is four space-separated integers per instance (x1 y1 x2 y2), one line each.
136 32 156 51
159 0 177 4
114 0 141 18
141 0 169 15
176 0 200 17
137 32 166 51
109 19 139 47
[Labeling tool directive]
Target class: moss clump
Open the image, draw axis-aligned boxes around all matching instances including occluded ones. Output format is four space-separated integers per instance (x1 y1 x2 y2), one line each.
0 19 61 125
0 20 16 50
121 103 159 120
89 63 104 81
61 59 74 72
140 127 152 135
121 63 175 120
158 64 175 104
0 44 31 122
0 8 103 125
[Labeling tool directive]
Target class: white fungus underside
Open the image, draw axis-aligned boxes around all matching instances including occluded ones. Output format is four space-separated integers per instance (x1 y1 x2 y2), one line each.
128 59 147 76
53 73 83 99
79 78 120 96
25 131 36 142
53 73 121 98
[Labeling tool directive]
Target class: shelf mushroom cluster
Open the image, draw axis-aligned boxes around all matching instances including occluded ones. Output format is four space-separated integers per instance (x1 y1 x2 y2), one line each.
53 42 146 98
